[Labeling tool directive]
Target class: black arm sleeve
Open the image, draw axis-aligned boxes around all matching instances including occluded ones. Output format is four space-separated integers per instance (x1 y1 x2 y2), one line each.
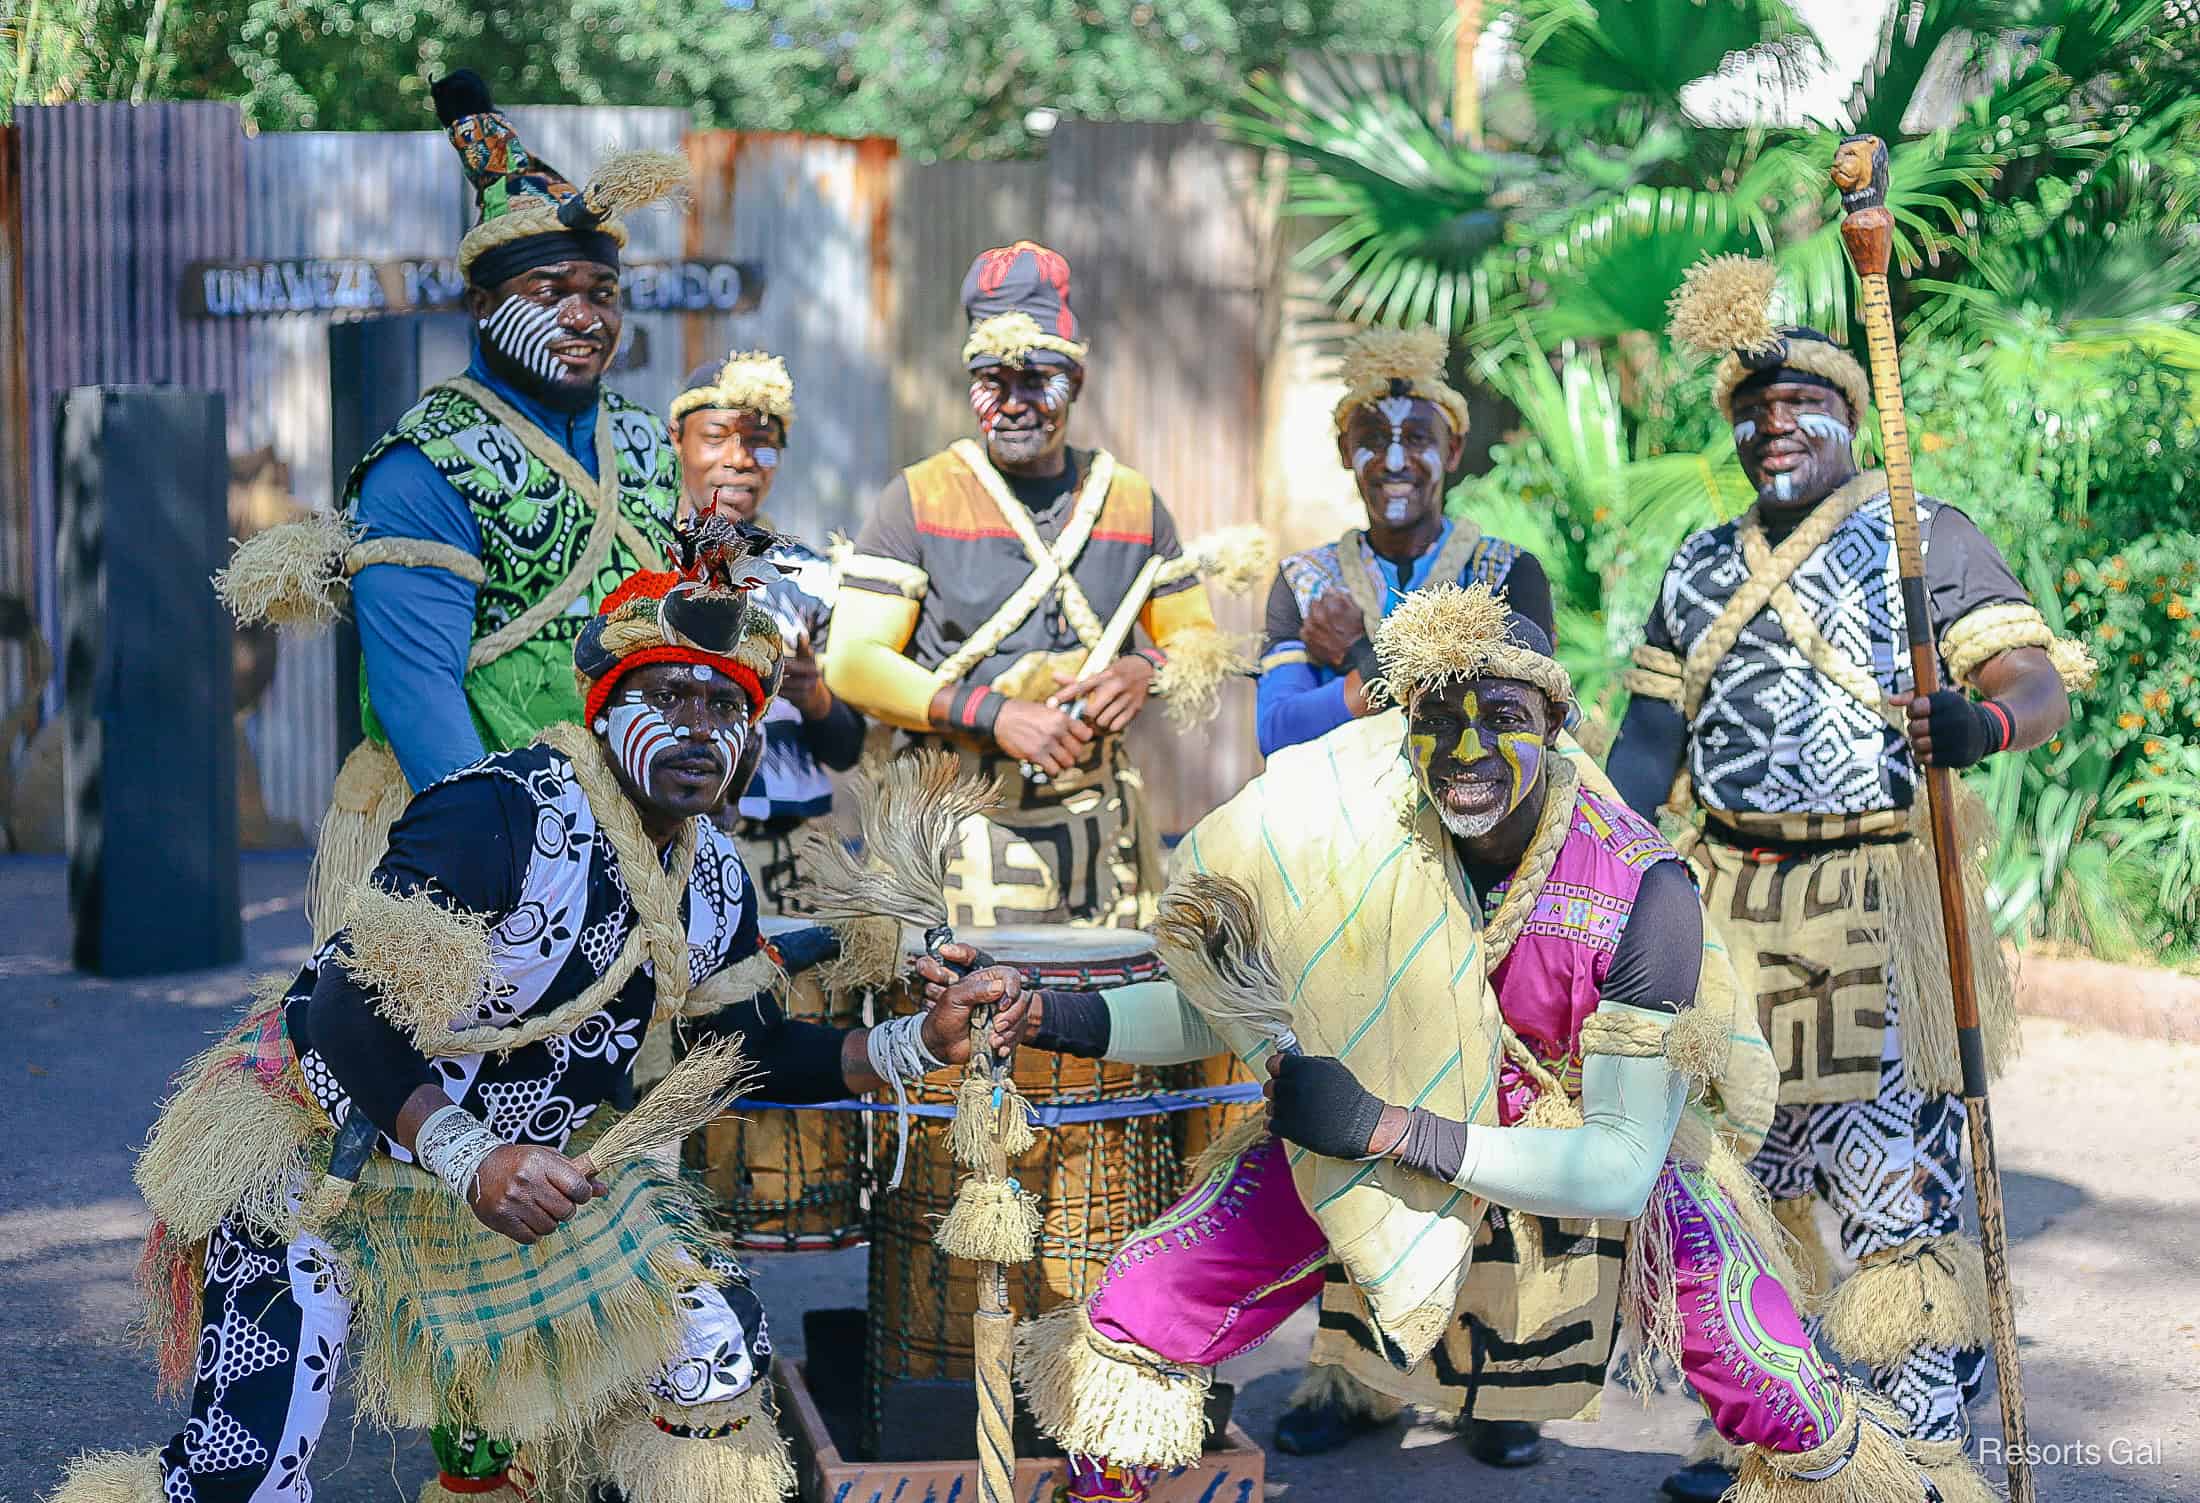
846 476 921 586
1499 550 1557 644
1146 491 1198 603
1607 696 1690 818
305 773 533 1138
799 696 867 770
1599 860 1702 1013
1028 989 1111 1058
1924 504 2031 637
1260 572 1305 656
689 989 852 1103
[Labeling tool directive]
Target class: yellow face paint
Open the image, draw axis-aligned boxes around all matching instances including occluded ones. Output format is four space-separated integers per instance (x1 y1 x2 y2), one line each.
1408 685 1547 821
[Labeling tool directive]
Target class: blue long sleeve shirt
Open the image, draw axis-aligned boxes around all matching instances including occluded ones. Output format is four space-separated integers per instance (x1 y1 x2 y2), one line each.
349 350 602 791
1254 524 1552 758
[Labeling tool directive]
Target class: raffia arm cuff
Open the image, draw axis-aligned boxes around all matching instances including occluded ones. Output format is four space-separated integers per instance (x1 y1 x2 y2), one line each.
1939 601 2051 688
344 537 489 585
1620 644 1686 706
836 551 930 601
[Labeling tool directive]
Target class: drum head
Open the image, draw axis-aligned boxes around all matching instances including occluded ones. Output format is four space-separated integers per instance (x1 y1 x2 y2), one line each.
940 925 1163 990
949 925 1157 963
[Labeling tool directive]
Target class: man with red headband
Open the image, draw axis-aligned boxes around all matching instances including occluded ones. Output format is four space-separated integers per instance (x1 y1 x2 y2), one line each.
61 518 1029 1503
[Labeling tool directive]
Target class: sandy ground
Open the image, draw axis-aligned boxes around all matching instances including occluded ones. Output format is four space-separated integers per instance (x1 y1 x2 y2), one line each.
3 854 2194 1501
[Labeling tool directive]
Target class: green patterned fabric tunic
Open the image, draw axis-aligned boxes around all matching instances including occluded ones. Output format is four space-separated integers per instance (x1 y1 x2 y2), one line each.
341 383 682 755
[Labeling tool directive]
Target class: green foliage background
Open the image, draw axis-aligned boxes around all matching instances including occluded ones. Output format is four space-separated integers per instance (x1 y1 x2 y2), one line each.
3 0 1446 154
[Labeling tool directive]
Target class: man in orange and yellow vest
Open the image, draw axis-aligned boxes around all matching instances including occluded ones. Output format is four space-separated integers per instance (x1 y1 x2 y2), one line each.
825 241 1231 928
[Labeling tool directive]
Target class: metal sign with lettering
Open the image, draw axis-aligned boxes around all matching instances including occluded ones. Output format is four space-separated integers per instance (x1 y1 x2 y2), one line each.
180 258 765 318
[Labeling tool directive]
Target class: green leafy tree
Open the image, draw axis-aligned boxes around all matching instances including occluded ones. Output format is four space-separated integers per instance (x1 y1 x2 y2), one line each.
5 0 1455 154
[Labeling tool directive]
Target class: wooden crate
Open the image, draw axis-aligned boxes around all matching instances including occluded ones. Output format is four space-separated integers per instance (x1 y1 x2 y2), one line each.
777 1360 1267 1503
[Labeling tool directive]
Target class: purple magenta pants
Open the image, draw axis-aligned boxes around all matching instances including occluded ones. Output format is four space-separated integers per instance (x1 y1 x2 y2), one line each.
1080 1134 1846 1455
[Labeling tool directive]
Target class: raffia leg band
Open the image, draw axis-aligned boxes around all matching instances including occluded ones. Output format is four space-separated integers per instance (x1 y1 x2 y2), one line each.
1729 1392 1926 1503
1012 1304 1213 1470
601 1387 796 1503
1285 1361 1406 1424
44 1448 166 1503
1905 1437 2003 1503
1824 1234 1989 1369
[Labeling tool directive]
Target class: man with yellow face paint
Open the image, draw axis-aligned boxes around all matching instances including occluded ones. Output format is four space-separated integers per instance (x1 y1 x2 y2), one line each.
917 584 1939 1503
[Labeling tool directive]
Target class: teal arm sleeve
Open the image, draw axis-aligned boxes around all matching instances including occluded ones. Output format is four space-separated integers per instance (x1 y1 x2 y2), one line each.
1100 980 1226 1065
1441 1001 1684 1221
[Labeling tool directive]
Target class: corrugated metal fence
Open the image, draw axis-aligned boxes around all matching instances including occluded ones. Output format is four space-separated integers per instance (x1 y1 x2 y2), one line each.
0 105 1279 840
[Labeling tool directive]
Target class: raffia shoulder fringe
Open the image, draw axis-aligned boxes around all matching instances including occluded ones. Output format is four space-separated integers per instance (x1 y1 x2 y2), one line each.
601 1387 797 1503
341 885 506 1055
309 740 412 944
1620 643 1685 707
1823 1233 1989 1370
1013 1303 1212 1470
1905 1438 2002 1503
1154 625 1255 729
1941 600 2096 692
1728 1393 1923 1503
1160 523 1275 596
134 1003 328 1252
214 512 361 631
45 1446 166 1503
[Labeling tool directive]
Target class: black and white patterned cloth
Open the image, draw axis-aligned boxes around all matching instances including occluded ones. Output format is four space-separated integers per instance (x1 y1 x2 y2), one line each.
1748 992 1987 1443
158 1219 773 1503
157 742 816 1501
1644 492 2028 817
738 536 841 824
285 744 762 1157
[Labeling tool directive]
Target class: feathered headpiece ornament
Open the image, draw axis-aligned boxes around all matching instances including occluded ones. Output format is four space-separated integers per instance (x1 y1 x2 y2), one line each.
1666 254 1870 423
434 69 689 285
573 514 788 726
1370 582 1573 711
1331 326 1472 441
671 349 797 428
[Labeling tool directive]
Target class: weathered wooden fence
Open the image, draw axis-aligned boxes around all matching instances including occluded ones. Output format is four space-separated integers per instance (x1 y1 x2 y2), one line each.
0 103 1301 842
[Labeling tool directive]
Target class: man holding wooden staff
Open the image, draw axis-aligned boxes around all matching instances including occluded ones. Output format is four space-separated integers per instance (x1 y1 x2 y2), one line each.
825 240 1244 928
57 523 1031 1503
1609 246 2086 1502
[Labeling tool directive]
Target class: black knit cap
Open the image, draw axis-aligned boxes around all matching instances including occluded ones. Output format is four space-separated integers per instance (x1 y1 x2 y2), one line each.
959 240 1090 369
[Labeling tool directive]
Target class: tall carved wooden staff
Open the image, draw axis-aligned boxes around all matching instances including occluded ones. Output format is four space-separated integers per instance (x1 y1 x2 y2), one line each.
1832 134 2035 1503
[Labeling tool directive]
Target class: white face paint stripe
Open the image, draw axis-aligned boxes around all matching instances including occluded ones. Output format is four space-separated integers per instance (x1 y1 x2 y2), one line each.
481 296 571 385
1796 413 1854 446
1732 419 1757 444
607 701 679 792
750 446 779 470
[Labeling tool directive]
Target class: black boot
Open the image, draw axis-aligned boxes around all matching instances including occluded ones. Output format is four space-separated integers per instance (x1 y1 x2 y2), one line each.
1272 1397 1396 1457
1461 1419 1543 1468
1660 1459 1736 1501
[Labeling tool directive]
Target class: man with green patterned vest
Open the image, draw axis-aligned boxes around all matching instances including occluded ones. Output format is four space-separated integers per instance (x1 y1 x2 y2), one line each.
218 69 690 941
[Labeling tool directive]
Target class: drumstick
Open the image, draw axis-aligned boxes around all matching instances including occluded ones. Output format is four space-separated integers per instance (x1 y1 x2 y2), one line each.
1021 525 1276 784
1021 557 1165 785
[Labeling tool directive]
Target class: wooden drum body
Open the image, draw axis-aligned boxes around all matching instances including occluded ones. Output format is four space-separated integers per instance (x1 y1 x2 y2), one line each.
864 926 1178 1435
701 915 871 1251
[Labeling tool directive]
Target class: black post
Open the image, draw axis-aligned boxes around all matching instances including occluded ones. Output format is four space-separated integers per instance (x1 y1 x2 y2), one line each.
327 316 432 759
59 387 241 976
